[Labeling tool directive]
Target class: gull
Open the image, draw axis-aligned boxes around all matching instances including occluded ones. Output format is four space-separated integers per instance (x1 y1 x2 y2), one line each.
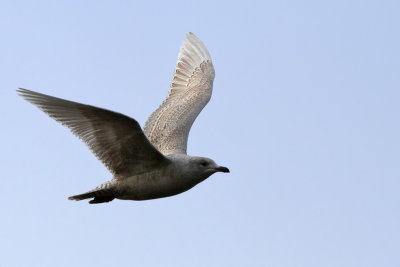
18 32 229 204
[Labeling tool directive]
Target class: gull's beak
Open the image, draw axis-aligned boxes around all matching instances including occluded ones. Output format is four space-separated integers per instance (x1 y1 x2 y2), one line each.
215 166 230 173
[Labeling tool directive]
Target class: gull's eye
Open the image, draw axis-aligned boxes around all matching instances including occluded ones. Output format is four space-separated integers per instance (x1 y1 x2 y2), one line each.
200 161 208 167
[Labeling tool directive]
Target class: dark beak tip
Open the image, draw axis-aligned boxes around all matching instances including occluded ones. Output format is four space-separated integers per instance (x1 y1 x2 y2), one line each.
218 166 230 173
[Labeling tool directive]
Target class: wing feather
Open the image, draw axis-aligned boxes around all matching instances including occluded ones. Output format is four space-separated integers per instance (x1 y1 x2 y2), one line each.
144 33 215 155
18 88 169 177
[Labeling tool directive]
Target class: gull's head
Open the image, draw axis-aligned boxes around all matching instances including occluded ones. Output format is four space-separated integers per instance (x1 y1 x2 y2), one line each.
189 156 230 178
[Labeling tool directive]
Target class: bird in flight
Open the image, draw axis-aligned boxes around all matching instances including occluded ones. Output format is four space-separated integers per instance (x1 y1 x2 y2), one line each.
18 32 229 204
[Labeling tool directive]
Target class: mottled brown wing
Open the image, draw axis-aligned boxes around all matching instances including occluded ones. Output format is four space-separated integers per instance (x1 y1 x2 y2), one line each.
18 88 170 177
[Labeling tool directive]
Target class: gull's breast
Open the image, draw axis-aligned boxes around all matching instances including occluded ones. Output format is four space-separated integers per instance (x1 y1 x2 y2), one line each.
116 166 195 200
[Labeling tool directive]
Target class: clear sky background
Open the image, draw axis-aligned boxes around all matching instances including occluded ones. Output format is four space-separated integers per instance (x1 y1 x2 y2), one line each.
1 1 399 266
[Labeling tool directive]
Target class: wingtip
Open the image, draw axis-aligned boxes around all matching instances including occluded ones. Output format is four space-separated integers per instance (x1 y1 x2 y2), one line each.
17 88 29 97
17 88 33 95
180 32 212 63
17 88 40 100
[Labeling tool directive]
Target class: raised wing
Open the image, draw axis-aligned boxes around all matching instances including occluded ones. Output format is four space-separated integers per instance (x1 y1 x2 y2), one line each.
143 33 215 155
18 88 170 177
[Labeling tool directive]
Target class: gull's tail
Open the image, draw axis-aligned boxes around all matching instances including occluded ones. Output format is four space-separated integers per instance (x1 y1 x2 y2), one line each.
68 181 117 204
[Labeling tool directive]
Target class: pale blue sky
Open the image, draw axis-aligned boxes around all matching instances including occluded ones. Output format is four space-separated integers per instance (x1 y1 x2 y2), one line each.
1 0 399 266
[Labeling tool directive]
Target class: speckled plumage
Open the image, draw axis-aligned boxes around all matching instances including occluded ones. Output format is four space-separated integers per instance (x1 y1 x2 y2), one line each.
18 33 229 204
144 33 215 155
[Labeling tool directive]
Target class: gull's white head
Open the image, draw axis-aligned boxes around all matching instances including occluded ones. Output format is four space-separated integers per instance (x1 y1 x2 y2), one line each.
187 156 230 181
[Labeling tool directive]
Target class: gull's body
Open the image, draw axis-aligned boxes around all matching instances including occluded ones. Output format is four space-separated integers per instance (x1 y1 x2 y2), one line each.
18 33 229 204
115 154 221 201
